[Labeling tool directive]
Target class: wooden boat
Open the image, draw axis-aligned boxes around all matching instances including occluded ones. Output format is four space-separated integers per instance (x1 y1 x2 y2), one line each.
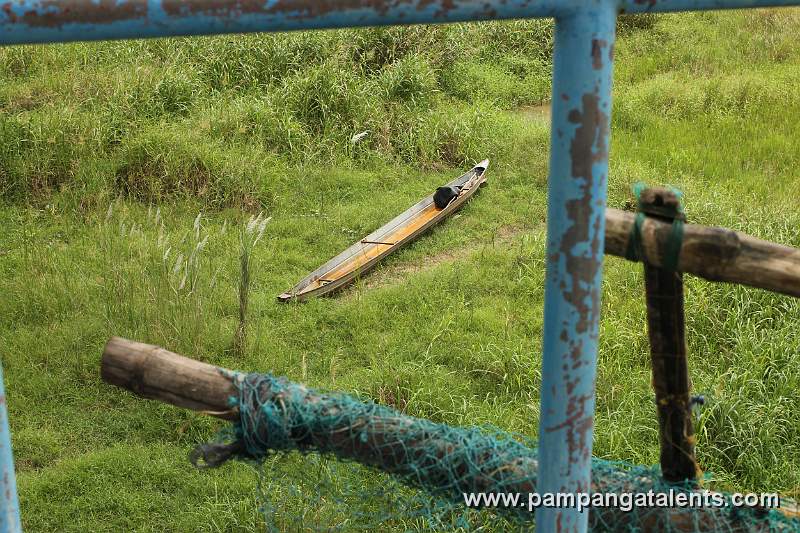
278 159 489 302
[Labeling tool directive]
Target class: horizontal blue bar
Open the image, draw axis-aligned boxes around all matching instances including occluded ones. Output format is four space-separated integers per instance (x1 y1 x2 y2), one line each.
1 0 798 46
621 0 800 12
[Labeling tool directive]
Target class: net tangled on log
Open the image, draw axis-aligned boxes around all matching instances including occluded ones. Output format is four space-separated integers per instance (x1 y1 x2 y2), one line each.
190 372 800 532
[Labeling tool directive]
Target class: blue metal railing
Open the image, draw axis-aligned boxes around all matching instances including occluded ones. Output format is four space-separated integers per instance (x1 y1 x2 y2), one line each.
537 8 615 529
1 0 798 531
2 0 799 45
0 363 21 533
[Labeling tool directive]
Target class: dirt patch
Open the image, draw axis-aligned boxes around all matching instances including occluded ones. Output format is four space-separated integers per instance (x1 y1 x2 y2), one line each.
347 224 535 293
516 103 551 124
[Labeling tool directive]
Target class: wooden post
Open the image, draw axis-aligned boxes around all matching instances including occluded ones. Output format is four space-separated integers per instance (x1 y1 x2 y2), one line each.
604 207 800 299
101 337 239 420
637 189 698 484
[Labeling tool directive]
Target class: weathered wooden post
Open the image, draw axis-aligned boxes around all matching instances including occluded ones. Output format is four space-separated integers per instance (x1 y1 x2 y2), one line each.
632 188 699 484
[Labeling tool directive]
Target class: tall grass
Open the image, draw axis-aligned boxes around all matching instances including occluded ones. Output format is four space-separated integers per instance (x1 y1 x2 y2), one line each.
95 201 227 355
0 21 554 205
235 213 270 355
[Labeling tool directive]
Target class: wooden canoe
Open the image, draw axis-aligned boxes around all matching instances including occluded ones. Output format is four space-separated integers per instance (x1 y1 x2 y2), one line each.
278 159 489 302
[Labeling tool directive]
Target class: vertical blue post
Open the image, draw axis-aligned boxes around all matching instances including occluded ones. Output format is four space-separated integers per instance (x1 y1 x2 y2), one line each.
0 363 22 533
536 3 616 531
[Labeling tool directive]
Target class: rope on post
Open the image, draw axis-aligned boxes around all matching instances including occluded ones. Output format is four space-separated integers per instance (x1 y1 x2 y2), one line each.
625 182 686 271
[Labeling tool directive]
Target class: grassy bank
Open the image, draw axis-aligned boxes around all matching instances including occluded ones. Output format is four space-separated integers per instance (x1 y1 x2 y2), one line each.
0 21 555 208
1 8 800 531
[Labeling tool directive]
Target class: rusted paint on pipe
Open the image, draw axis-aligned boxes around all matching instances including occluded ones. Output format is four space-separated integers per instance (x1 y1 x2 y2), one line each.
18 0 145 28
2 0 800 45
535 5 616 531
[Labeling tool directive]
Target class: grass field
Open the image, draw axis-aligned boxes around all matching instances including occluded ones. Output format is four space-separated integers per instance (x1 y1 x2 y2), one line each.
1 9 800 531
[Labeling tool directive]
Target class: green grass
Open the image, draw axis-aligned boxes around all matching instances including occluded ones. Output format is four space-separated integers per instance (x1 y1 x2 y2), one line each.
1 8 799 531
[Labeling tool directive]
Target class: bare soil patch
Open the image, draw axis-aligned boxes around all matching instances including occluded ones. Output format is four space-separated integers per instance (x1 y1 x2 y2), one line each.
348 224 534 293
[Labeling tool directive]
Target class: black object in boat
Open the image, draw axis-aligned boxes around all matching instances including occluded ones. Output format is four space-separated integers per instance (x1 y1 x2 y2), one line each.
434 185 461 209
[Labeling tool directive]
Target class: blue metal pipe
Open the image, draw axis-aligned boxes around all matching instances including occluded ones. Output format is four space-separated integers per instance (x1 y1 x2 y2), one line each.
1 0 799 46
535 3 615 531
0 364 22 533
620 0 800 12
3 0 554 45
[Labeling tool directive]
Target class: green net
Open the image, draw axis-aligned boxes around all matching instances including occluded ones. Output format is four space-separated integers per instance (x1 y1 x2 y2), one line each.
191 372 800 532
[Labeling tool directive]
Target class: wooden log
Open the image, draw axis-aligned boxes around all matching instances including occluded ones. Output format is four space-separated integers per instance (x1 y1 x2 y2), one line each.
605 208 800 299
101 337 239 420
637 189 698 484
101 338 799 531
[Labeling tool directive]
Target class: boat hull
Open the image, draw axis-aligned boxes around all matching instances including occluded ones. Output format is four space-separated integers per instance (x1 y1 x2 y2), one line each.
278 160 489 302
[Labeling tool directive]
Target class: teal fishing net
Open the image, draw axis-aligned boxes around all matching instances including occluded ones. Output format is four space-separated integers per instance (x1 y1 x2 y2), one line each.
192 372 800 532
